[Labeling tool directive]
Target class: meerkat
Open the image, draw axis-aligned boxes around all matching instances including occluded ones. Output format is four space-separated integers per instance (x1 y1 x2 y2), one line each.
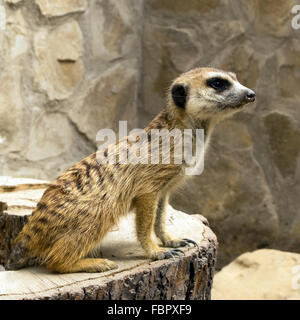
6 67 255 273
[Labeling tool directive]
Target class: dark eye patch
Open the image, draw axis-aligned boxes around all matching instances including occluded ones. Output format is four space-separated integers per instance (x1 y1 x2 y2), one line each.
206 77 231 92
171 83 188 109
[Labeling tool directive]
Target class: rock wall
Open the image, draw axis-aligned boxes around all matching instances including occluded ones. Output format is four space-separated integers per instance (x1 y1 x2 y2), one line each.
0 0 143 179
0 0 300 268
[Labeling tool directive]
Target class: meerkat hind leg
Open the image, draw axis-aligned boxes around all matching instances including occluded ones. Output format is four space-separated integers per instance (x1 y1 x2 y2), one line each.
135 194 185 261
154 196 198 249
47 258 118 273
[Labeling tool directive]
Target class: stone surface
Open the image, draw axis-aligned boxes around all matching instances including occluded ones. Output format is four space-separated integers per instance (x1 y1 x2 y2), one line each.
35 0 87 17
0 67 24 153
212 249 300 300
69 60 139 142
87 0 142 62
0 0 143 180
26 113 74 161
0 177 217 300
33 20 84 101
246 0 296 38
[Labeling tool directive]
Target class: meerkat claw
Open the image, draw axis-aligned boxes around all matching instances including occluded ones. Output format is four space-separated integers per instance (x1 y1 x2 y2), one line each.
171 249 185 255
168 249 184 258
163 251 175 260
182 238 198 248
153 249 185 261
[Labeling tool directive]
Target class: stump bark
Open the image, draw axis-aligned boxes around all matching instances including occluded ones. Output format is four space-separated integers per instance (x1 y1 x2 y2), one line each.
0 176 217 300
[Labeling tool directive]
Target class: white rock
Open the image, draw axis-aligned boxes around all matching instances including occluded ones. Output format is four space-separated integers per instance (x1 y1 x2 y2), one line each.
212 249 300 300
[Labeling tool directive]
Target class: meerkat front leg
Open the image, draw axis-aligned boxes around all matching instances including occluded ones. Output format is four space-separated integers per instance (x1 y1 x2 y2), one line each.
154 195 198 248
134 194 184 260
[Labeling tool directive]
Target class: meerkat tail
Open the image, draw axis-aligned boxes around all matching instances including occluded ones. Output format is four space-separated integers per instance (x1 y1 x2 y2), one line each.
6 209 39 270
5 242 33 270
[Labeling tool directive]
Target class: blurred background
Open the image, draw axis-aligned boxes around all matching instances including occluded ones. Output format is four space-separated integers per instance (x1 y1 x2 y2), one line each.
0 0 299 291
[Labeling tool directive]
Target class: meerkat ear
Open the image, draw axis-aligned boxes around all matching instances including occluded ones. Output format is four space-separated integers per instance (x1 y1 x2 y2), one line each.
171 83 188 109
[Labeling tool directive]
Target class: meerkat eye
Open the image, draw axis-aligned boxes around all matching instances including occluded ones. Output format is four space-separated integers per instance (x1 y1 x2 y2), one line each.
206 77 231 92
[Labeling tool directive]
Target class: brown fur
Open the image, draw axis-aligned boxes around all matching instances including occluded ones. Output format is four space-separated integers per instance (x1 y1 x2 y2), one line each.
6 67 255 273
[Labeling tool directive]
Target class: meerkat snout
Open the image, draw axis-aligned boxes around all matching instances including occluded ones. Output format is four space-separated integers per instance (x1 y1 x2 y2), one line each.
245 89 256 102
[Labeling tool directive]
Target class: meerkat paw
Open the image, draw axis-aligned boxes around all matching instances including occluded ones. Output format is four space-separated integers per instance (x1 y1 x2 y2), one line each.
91 259 119 273
144 242 184 261
163 238 199 249
150 248 185 261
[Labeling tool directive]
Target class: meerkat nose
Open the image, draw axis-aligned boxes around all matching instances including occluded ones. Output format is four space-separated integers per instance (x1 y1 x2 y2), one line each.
245 90 256 102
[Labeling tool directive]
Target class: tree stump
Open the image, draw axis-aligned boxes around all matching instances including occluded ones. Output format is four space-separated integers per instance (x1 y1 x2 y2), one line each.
0 176 217 300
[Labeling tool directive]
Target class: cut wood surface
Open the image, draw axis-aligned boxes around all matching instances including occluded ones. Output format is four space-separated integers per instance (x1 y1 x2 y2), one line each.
0 176 50 193
0 176 217 300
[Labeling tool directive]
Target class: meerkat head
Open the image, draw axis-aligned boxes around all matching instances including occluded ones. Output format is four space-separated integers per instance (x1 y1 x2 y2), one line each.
170 67 255 121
